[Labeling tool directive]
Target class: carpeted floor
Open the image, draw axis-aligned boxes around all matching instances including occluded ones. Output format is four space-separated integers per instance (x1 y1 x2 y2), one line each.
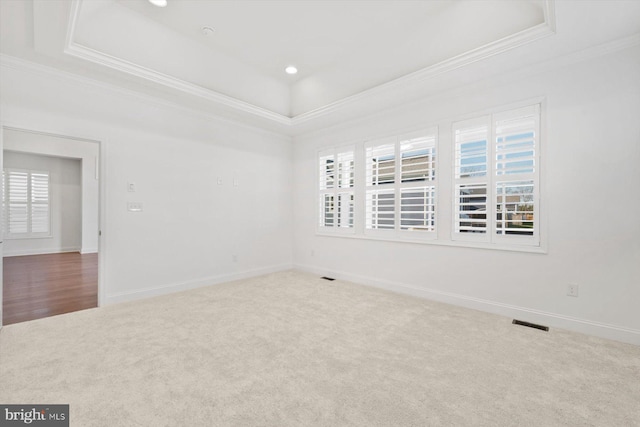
1 270 639 426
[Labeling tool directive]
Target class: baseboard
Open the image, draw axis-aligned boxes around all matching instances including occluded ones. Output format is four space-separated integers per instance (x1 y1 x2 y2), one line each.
104 263 293 305
294 263 640 346
80 248 98 254
2 247 81 257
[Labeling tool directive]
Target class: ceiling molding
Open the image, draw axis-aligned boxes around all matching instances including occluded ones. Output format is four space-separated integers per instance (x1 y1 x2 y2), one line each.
64 0 558 129
64 42 293 127
291 16 557 127
0 54 291 139
65 1 291 126
5 33 638 138
3 27 638 139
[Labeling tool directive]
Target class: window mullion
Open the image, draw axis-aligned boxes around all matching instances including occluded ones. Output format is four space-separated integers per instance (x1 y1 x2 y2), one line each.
488 116 496 241
394 138 401 232
27 171 32 234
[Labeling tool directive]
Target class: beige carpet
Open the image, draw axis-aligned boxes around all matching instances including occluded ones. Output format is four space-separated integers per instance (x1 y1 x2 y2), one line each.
1 270 639 426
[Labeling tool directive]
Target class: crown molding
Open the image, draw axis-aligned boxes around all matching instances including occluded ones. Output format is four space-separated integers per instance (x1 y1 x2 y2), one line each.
64 42 294 127
291 18 557 126
64 0 292 126
3 32 638 137
0 54 292 139
64 0 559 128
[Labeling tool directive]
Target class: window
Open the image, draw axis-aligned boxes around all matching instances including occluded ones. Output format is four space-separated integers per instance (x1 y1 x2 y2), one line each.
318 147 354 230
365 130 437 236
316 103 541 251
3 169 51 238
453 104 540 246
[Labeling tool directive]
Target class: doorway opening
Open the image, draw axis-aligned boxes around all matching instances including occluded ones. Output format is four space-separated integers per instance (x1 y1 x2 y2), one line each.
1 128 101 325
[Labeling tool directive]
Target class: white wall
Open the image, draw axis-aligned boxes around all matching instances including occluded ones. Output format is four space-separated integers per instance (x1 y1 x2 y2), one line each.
3 130 99 254
3 151 81 256
292 45 640 345
0 59 293 306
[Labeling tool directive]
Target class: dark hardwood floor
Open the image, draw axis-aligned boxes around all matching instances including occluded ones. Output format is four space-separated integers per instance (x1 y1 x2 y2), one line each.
2 252 98 325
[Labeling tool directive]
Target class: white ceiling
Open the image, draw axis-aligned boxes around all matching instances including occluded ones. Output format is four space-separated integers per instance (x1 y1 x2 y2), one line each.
117 0 455 82
70 0 547 117
1 0 640 135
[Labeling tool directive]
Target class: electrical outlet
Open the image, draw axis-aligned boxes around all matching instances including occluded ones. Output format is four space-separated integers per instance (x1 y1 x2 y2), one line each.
567 284 579 297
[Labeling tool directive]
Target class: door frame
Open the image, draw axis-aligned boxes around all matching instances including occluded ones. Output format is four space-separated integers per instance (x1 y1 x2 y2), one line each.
0 123 107 328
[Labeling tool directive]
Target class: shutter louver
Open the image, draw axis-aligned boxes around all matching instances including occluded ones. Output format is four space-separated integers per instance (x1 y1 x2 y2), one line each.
496 117 536 176
365 131 437 234
319 147 355 230
494 107 538 239
31 172 50 234
453 104 539 245
400 187 435 231
366 144 395 186
366 189 395 230
496 180 534 236
8 171 29 234
3 169 50 236
454 122 489 236
401 136 436 183
455 183 487 233
455 126 488 178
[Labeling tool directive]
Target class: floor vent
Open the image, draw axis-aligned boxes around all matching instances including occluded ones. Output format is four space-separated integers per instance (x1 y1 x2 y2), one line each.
512 319 549 331
321 276 336 281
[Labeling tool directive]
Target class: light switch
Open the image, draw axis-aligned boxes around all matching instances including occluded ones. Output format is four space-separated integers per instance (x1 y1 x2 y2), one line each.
217 177 223 185
127 202 143 212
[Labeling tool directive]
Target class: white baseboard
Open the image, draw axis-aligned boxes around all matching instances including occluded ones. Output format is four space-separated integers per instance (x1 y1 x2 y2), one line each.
104 263 293 305
80 248 98 254
294 263 640 346
2 247 81 257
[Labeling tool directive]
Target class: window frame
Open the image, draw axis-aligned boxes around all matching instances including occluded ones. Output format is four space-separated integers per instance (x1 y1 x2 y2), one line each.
452 104 541 247
364 128 438 241
315 100 545 254
3 168 52 239
317 145 356 234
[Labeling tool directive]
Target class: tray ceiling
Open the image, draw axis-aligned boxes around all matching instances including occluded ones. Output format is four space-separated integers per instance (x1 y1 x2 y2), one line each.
63 0 552 121
3 0 639 134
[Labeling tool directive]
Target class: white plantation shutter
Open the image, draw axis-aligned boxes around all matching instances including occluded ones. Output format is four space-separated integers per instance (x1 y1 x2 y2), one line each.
365 141 396 230
455 183 487 233
453 104 540 245
3 169 50 237
31 172 50 233
319 154 335 190
366 130 437 235
7 170 29 234
366 143 395 186
455 125 488 179
454 120 489 236
319 147 355 231
400 187 435 231
399 134 436 232
366 189 395 230
494 105 539 242
337 192 354 228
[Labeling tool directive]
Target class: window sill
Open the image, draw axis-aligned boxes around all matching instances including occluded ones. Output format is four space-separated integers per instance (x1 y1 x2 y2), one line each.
4 234 53 240
315 231 547 254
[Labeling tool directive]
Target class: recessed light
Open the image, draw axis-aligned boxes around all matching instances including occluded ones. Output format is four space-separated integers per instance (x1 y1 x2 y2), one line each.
201 26 215 36
148 0 167 7
285 66 298 75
